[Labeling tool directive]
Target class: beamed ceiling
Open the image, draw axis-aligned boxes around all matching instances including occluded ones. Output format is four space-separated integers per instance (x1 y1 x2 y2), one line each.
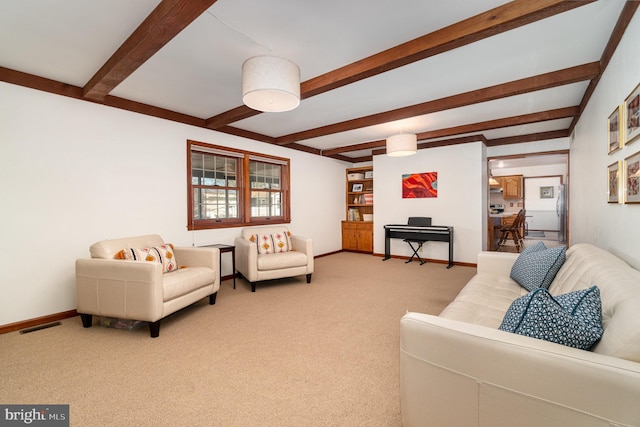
1 0 638 163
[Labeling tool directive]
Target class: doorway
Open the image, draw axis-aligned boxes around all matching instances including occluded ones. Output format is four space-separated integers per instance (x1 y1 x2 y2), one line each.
488 152 569 250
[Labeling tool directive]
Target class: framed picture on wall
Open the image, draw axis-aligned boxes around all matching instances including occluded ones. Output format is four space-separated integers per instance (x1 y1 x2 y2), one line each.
608 105 622 154
402 172 438 198
607 161 621 204
624 151 640 204
539 186 554 199
625 82 640 146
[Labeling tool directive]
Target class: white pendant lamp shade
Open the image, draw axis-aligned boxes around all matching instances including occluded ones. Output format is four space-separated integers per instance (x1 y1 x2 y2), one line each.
386 133 417 157
242 56 300 112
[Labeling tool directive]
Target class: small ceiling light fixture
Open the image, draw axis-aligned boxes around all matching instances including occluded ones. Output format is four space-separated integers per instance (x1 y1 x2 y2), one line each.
242 56 300 112
386 133 417 157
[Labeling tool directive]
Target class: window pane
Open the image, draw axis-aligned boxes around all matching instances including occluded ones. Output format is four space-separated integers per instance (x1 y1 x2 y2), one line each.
270 191 282 216
250 190 282 217
192 152 238 188
226 158 238 186
193 188 238 219
202 155 214 174
203 170 216 186
191 153 203 170
250 161 281 190
191 169 203 185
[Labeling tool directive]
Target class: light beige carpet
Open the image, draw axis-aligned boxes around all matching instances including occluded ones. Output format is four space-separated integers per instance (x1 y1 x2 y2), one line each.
0 252 476 426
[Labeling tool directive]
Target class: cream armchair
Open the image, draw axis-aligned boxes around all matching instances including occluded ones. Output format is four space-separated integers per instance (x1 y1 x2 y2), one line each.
234 226 313 292
76 234 220 338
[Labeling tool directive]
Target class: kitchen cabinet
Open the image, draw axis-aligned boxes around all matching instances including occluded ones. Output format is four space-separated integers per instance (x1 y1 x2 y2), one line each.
502 175 522 199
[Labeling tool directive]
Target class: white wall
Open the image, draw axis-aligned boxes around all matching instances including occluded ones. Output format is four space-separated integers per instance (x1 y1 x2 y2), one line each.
0 82 346 326
570 12 640 269
372 141 485 264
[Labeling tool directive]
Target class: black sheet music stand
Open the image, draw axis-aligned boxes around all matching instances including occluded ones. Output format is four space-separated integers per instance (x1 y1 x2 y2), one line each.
404 217 432 265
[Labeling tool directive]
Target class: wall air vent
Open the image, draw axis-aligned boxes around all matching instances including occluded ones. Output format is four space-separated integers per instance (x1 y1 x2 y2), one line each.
19 322 62 334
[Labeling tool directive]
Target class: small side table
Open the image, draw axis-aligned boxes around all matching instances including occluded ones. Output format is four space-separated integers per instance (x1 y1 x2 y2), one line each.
203 244 236 289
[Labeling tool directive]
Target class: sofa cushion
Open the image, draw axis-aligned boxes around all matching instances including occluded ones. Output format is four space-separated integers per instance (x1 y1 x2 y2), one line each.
253 231 292 254
499 286 603 350
510 242 566 291
115 244 178 273
257 250 308 270
162 267 215 301
439 274 528 328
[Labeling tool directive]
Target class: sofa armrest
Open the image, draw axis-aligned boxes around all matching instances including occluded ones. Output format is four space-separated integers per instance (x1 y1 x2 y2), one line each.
174 246 219 270
476 251 518 276
234 237 257 281
290 235 312 257
75 258 164 321
400 312 640 427
291 235 313 274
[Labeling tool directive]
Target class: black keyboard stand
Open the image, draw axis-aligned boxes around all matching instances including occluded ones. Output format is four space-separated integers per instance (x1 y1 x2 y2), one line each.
383 221 454 269
404 240 426 265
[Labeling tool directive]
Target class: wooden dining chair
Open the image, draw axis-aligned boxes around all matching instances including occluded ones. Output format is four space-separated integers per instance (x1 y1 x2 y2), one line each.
497 209 526 252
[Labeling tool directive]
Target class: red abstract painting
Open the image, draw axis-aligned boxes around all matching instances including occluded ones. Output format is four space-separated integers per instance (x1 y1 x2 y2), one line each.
402 172 438 198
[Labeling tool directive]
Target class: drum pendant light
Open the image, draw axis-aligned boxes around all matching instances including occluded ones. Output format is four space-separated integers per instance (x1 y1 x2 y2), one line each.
386 133 417 157
242 56 300 112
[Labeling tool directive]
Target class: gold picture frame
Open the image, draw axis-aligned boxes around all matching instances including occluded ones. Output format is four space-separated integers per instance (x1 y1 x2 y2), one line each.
624 151 640 204
608 105 622 154
624 82 640 146
607 161 621 204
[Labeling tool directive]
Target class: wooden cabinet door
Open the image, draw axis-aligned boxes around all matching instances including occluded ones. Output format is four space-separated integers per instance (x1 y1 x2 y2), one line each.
342 222 372 252
356 223 373 252
503 176 522 199
342 222 358 251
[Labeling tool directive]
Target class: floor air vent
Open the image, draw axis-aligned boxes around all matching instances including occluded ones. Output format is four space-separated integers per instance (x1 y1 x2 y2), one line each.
20 321 62 334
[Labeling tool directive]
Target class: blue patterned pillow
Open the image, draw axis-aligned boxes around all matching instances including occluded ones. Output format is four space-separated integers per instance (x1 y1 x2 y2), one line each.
555 286 603 327
510 242 566 291
498 286 603 350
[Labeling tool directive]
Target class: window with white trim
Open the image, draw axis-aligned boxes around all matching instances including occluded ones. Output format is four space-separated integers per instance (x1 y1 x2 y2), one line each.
187 140 290 230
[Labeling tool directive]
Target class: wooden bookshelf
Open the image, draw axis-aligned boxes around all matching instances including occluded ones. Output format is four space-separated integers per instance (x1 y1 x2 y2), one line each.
342 166 373 252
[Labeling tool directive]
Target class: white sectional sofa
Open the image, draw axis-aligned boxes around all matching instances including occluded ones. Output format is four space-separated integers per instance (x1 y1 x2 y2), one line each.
400 243 640 426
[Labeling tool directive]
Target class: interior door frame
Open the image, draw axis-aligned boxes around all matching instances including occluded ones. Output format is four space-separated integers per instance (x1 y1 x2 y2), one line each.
487 150 570 246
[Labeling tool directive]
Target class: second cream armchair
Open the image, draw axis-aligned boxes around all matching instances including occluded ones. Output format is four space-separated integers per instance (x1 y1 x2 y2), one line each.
235 226 313 292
